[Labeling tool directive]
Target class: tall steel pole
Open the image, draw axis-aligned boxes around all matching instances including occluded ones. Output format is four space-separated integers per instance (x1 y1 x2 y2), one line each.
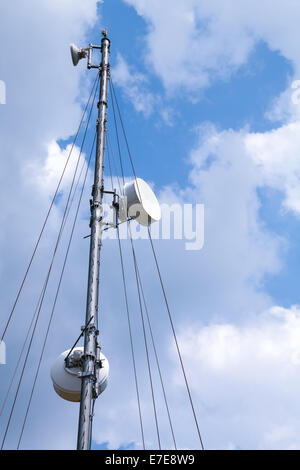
77 31 110 451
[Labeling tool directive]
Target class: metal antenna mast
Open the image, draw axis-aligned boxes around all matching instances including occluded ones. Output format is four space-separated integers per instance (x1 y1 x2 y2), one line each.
50 29 160 451
76 30 110 450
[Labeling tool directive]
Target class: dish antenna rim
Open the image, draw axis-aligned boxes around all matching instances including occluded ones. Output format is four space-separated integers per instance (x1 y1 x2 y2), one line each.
120 177 161 226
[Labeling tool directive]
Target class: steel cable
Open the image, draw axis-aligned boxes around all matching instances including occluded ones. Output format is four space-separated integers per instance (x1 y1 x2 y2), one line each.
109 79 125 186
147 228 205 450
106 142 146 450
1 78 99 449
0 113 97 423
115 224 146 450
108 82 179 450
128 226 161 450
108 83 162 448
109 77 205 450
1 75 99 342
108 84 177 449
135 263 177 450
17 132 97 449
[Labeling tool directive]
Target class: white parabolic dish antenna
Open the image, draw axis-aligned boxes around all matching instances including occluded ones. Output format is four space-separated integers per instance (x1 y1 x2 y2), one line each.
119 177 161 226
51 347 109 402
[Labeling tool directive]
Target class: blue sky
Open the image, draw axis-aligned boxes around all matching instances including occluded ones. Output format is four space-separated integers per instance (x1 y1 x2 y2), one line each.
2 0 300 451
100 1 300 309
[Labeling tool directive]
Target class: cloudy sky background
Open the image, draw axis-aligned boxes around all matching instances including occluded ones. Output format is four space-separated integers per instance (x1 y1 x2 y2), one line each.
1 0 300 450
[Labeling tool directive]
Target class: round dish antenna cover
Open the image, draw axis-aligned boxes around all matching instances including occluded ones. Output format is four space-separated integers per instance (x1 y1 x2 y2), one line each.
119 178 161 226
50 347 109 402
70 44 86 66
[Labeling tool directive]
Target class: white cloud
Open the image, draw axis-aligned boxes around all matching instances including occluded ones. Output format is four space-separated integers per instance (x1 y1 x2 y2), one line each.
112 53 156 117
187 120 300 218
188 123 282 282
112 54 175 124
176 305 300 449
24 141 92 206
123 0 300 95
245 122 300 214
